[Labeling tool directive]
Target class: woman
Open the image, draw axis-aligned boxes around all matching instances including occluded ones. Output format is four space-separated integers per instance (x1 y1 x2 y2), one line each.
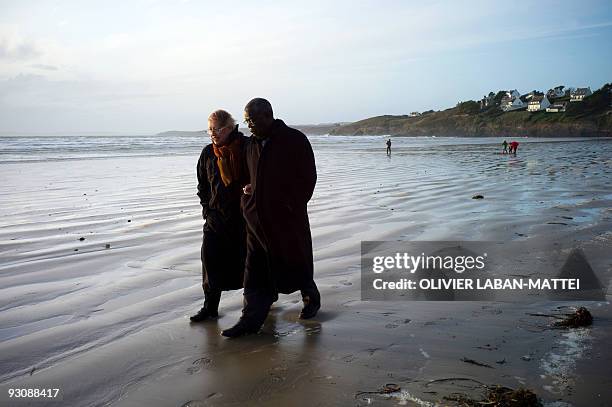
191 110 248 322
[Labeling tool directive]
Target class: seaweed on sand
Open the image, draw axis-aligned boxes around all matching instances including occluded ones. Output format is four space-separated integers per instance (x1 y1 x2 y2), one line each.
527 306 593 328
553 306 593 328
443 385 542 406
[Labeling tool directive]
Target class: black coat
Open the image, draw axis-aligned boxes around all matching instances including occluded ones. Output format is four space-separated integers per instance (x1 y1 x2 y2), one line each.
242 120 317 294
196 128 248 291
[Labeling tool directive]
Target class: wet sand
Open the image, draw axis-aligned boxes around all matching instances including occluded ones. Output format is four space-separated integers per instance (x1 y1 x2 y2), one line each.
0 137 611 406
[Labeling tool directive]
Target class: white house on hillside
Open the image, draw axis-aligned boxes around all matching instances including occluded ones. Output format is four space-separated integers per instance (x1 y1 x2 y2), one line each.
507 90 520 99
500 89 525 111
505 98 527 111
528 95 551 112
570 87 592 102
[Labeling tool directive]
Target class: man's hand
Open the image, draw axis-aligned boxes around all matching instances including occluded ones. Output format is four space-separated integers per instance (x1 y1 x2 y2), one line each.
243 184 253 195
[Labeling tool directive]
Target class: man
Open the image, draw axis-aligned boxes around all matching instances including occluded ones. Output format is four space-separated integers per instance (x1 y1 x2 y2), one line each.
191 109 248 322
221 98 321 338
386 138 392 155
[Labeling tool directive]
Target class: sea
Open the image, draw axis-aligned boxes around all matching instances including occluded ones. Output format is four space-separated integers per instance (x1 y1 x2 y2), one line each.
1 133 611 163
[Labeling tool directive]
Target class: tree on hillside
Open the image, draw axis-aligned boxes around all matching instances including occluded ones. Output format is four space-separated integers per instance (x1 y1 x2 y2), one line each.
456 100 480 114
493 91 506 105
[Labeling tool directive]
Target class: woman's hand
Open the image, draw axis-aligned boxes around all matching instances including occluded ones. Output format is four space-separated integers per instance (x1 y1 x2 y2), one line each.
243 184 253 195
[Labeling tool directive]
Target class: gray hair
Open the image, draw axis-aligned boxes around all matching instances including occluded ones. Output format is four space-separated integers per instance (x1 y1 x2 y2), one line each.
208 109 236 128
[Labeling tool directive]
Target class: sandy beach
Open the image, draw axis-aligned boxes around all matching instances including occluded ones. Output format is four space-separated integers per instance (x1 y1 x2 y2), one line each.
1 135 611 406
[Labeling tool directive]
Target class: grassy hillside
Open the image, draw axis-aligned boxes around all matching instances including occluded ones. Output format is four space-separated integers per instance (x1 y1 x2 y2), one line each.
331 83 612 137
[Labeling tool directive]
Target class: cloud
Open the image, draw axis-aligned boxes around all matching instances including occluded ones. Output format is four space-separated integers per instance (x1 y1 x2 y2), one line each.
0 0 610 132
0 73 176 133
0 37 40 60
30 64 59 71
0 73 168 110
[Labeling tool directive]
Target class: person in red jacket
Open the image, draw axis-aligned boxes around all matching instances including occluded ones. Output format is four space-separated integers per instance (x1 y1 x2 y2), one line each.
509 141 519 154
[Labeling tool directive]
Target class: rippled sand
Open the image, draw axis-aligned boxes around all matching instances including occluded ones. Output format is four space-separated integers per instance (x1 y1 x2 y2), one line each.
0 137 611 406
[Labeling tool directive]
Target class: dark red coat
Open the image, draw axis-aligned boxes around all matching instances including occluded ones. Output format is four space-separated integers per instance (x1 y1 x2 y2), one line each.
242 120 317 294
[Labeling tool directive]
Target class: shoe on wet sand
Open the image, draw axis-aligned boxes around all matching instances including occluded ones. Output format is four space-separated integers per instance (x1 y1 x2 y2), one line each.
299 296 320 319
189 307 218 322
221 322 259 338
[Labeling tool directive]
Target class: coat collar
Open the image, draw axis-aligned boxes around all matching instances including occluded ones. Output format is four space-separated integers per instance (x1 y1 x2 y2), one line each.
253 119 285 144
228 124 241 141
267 119 286 139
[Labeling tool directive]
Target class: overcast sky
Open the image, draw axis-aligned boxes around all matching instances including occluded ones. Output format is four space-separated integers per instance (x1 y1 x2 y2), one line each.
1 0 611 134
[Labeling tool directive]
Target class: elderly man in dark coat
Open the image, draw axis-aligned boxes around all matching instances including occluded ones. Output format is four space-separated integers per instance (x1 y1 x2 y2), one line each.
191 109 248 322
221 98 321 337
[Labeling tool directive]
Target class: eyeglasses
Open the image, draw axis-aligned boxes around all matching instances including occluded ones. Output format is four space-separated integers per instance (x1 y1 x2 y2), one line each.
207 126 226 135
243 117 257 126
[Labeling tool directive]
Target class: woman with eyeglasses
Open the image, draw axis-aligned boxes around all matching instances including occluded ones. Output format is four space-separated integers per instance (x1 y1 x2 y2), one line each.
191 109 248 322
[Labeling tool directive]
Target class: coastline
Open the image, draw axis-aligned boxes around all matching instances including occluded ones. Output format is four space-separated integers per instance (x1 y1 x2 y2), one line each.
327 119 612 138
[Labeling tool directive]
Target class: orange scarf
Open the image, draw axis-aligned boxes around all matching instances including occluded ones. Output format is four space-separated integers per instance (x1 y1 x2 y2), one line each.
212 135 243 187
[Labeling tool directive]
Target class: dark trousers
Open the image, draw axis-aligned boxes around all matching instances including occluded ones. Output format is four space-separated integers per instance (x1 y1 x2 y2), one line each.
240 226 320 329
240 225 276 329
199 222 245 313
241 288 275 329
202 284 221 313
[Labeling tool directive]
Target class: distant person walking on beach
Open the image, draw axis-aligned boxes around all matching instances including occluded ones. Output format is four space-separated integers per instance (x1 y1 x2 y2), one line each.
509 141 519 155
221 98 320 338
502 140 508 154
191 110 248 322
386 138 392 155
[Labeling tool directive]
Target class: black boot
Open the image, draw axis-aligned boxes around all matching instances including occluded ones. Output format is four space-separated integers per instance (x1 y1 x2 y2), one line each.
221 289 273 337
299 280 320 319
190 288 221 322
220 320 260 338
